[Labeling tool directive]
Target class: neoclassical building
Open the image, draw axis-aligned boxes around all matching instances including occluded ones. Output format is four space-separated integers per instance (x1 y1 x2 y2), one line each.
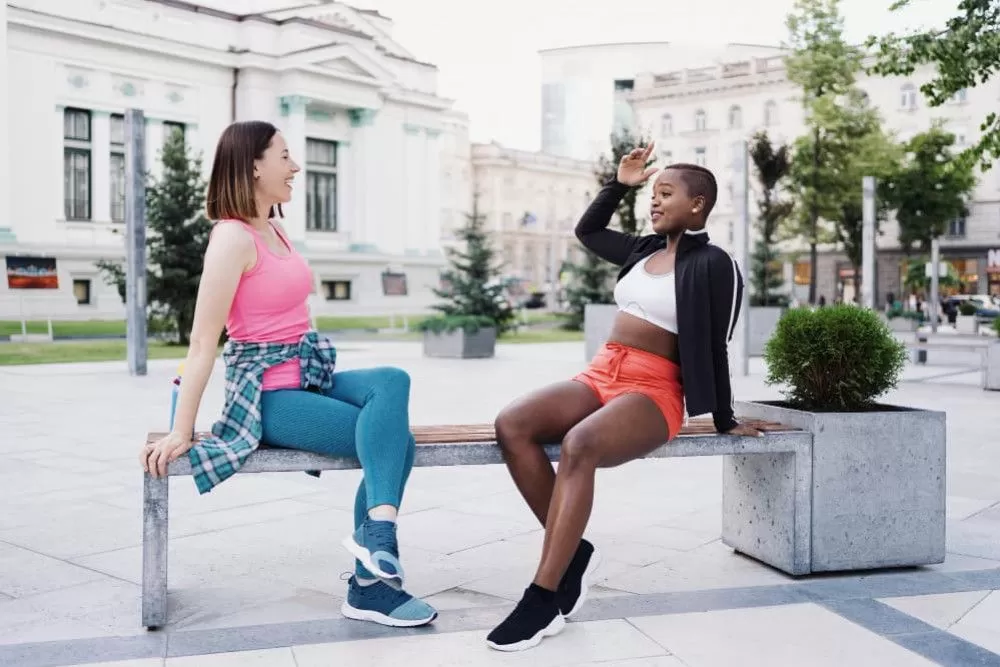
1 0 455 319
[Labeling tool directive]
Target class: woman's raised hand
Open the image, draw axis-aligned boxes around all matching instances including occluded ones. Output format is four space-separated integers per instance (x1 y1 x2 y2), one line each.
616 142 658 186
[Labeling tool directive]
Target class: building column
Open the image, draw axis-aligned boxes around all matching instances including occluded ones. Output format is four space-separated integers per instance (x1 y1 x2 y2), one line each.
336 139 353 240
402 123 421 255
348 108 378 249
424 127 442 254
92 111 111 223
185 123 200 160
145 119 163 182
279 96 308 243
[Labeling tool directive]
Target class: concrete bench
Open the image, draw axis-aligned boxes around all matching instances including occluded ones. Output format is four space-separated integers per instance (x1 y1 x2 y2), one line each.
141 418 812 629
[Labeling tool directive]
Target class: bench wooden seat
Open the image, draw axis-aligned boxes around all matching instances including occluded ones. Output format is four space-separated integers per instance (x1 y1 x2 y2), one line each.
141 418 814 629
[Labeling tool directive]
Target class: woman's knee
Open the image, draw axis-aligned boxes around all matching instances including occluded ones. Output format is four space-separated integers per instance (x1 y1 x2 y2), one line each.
560 426 601 470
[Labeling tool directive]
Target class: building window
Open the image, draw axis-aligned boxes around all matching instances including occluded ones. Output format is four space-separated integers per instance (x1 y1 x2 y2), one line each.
73 279 92 305
948 216 967 238
306 138 337 231
322 280 351 300
660 113 673 137
694 109 707 132
728 105 742 130
110 114 126 222
900 84 918 110
64 108 92 220
794 260 810 285
163 121 185 145
695 147 707 167
659 149 673 164
951 88 968 104
764 100 778 127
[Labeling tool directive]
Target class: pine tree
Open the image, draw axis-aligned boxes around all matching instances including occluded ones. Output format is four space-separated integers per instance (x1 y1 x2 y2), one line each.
748 131 793 307
561 127 652 331
97 126 212 345
425 194 515 334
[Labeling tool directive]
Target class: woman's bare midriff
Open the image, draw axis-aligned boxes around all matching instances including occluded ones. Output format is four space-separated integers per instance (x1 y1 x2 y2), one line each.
607 311 680 363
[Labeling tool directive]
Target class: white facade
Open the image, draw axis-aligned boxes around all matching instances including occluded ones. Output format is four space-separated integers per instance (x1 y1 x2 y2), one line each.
540 42 786 162
629 51 1000 301
2 0 456 320
470 143 595 293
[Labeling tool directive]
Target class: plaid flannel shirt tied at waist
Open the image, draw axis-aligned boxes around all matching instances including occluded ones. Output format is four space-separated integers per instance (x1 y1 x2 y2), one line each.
187 330 337 494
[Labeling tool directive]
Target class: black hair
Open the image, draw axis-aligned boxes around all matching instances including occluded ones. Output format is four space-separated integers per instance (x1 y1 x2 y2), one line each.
664 163 718 218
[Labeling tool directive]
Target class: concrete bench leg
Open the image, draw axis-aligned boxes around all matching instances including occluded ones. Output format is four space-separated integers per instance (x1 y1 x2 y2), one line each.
142 473 169 629
721 449 812 576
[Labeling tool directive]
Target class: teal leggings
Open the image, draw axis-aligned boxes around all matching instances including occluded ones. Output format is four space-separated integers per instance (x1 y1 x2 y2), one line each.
260 366 416 577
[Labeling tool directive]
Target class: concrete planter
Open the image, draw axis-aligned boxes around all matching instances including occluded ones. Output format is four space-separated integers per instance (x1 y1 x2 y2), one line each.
731 400 946 573
956 314 979 335
749 307 784 356
887 317 919 333
584 303 617 361
984 341 1000 391
422 327 496 359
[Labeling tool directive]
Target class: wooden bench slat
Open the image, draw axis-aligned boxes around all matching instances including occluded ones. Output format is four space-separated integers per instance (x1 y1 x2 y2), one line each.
147 418 796 447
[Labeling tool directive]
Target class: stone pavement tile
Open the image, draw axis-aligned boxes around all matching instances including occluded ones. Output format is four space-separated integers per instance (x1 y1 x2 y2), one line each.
71 660 164 667
167 578 344 631
948 516 1000 561
923 552 1000 575
881 590 992 631
12 450 122 475
168 498 330 540
947 496 999 521
420 587 512 612
949 471 1000 503
0 542 105 598
395 507 537 555
166 647 297 666
0 500 140 559
0 578 141 643
598 659 687 667
602 539 793 594
946 590 1000 655
628 602 937 666
291 618 669 667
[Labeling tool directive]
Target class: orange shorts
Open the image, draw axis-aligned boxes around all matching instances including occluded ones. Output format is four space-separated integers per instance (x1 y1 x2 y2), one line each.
572 342 685 440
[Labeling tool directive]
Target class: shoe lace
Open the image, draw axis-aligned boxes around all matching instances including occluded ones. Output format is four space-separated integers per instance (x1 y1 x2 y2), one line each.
367 520 399 556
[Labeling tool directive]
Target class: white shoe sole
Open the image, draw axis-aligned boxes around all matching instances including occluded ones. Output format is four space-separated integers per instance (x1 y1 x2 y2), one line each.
341 600 436 627
342 535 403 584
565 546 602 619
486 613 566 652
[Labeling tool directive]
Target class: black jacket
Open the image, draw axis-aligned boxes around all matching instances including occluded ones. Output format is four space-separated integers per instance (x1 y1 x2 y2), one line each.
575 179 744 433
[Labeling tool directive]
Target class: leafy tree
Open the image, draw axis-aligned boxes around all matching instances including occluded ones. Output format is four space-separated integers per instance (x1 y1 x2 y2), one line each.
883 124 977 253
97 127 212 345
561 128 652 330
784 0 863 303
748 131 794 307
426 194 515 333
867 0 1000 171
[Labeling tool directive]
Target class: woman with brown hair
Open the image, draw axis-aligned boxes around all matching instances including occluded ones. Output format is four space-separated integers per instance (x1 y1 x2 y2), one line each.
140 121 436 628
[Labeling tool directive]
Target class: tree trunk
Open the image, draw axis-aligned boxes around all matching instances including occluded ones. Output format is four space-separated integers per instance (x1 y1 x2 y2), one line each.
809 242 818 304
852 265 862 304
808 125 820 305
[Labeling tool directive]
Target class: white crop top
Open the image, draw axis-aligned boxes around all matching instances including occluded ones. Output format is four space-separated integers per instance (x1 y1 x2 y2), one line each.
613 254 678 334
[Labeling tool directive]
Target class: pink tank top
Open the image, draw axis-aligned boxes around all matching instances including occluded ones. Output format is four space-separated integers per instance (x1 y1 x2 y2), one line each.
218 220 313 391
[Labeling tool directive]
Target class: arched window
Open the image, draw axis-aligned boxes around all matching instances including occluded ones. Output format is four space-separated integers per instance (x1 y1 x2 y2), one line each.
694 109 707 131
728 105 742 130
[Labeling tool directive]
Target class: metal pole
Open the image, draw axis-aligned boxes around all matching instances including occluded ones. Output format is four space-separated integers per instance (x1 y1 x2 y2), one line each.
735 139 751 376
125 108 148 376
930 236 940 334
861 176 876 310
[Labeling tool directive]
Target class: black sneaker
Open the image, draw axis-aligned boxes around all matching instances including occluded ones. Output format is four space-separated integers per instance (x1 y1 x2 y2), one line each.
557 539 601 618
486 584 565 652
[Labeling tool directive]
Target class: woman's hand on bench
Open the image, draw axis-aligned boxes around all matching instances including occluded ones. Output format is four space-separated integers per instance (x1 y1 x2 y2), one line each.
142 432 194 478
726 422 764 438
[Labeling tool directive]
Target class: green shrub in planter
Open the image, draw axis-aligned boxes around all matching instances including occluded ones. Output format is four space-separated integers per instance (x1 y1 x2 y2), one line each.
764 305 907 412
994 317 1000 336
958 301 978 316
417 315 496 335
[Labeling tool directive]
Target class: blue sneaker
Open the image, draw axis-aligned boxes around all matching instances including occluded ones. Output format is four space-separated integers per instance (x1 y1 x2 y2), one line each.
341 576 437 627
342 519 404 584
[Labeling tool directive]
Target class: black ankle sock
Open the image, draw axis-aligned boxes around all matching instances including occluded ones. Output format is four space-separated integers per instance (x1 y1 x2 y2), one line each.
529 582 556 603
